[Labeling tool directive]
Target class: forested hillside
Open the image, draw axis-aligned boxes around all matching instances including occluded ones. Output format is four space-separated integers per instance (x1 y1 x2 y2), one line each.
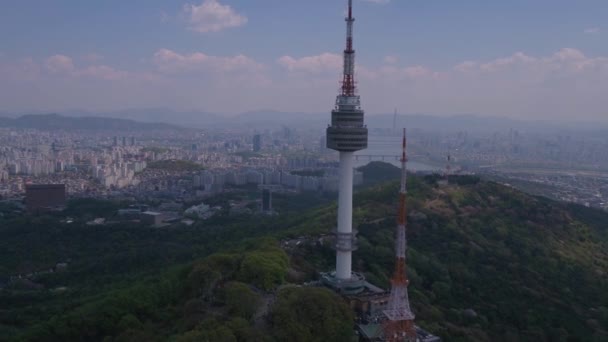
1 169 607 341
354 176 608 340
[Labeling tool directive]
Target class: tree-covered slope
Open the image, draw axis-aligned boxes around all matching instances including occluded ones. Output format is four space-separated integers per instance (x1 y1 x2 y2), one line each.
288 175 608 341
1 170 607 341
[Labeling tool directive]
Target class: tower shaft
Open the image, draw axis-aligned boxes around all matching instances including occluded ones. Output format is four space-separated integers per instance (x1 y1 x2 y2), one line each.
384 129 417 341
326 0 368 281
335 151 354 279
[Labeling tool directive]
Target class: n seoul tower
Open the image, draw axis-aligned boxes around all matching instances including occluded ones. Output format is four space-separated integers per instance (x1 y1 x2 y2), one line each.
326 0 368 281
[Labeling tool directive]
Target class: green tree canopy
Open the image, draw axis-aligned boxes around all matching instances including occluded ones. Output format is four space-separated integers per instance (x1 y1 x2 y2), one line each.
237 249 289 291
270 287 354 342
220 281 261 320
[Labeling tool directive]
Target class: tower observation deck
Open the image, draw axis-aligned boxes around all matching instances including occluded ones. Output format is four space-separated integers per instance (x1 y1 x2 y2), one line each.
326 0 368 282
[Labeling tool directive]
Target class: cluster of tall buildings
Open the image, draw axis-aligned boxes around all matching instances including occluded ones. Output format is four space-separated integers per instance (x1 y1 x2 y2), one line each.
6 160 59 176
0 121 351 204
253 134 262 152
0 134 68 177
0 169 8 182
0 145 65 177
92 161 146 188
113 136 137 147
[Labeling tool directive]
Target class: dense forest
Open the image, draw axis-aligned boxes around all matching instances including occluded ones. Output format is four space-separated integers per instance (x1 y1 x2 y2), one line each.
1 164 607 341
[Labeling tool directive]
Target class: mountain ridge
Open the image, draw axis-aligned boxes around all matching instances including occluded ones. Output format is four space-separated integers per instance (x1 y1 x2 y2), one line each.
0 113 184 131
2 110 607 131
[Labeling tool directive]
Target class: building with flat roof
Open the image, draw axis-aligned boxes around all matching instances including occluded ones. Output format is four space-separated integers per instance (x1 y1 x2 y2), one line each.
253 134 262 152
25 184 66 213
141 211 163 226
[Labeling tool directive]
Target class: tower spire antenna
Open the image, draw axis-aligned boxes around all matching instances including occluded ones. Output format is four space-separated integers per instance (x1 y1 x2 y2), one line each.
383 128 417 341
341 0 356 97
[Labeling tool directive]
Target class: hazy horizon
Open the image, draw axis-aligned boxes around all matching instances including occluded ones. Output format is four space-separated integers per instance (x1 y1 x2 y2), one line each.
3 109 608 127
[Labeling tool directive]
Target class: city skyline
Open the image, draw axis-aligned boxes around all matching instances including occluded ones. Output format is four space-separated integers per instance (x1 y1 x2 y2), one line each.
1 0 607 121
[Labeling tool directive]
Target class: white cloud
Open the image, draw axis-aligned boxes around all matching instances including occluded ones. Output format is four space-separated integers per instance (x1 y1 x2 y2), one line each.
45 55 75 74
455 48 606 74
550 48 586 62
3 48 608 121
478 52 536 72
384 55 399 64
160 11 170 23
182 0 247 33
152 49 270 91
402 66 434 78
0 55 157 112
83 53 104 63
376 48 608 119
78 65 126 80
584 27 600 34
274 49 608 119
277 52 443 81
0 58 40 81
277 53 342 73
153 48 263 73
43 54 127 80
454 61 477 72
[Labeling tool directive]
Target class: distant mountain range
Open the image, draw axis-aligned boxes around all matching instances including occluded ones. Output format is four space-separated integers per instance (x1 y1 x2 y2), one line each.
0 113 183 131
1 110 606 132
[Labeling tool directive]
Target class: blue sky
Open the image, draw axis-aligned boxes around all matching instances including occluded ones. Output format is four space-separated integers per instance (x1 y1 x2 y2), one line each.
1 0 607 121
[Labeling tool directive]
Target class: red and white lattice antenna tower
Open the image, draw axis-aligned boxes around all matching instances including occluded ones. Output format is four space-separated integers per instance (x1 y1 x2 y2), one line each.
341 0 356 97
383 128 417 341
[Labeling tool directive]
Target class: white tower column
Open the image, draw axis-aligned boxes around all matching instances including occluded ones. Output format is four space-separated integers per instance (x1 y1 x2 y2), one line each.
326 0 367 284
336 151 354 280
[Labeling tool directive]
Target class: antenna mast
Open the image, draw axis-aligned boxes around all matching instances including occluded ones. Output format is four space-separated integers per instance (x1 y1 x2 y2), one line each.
341 0 356 97
383 128 417 341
